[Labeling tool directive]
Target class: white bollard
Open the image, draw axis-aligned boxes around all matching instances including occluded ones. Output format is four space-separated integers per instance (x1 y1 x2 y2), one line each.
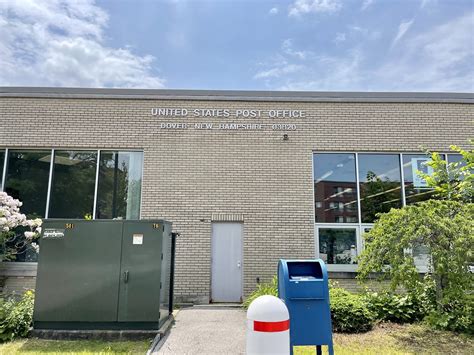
246 295 290 355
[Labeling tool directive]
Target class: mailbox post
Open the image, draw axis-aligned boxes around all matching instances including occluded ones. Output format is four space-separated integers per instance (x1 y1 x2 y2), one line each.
278 259 334 355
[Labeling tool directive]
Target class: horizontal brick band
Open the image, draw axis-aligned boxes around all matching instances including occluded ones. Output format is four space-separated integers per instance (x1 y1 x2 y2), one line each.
253 319 290 332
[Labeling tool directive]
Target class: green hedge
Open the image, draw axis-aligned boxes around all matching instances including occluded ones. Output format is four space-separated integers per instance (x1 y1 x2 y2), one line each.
329 287 374 333
363 291 427 324
0 290 34 342
243 278 374 333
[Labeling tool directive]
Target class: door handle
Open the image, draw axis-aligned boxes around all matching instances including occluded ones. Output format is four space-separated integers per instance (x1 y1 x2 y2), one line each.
123 270 129 283
237 261 241 268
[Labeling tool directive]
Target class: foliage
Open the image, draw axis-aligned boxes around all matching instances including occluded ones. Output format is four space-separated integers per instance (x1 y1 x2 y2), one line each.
424 294 474 334
358 199 474 333
418 142 473 202
0 291 35 342
242 276 278 308
363 292 429 324
0 192 42 261
329 287 374 333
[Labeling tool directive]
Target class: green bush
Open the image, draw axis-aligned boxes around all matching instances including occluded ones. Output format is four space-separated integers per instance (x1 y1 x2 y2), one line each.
329 287 374 333
363 292 427 324
243 277 278 309
0 290 35 342
244 278 374 333
425 295 474 334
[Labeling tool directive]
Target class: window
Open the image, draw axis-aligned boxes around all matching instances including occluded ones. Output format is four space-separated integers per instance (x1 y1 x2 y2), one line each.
4 150 50 217
49 151 97 218
0 150 5 190
447 154 463 165
318 228 358 265
402 154 441 205
314 153 358 223
314 151 442 270
358 154 402 223
96 151 143 219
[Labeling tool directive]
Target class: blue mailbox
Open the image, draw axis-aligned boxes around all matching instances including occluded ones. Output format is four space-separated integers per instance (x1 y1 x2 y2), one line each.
278 259 334 355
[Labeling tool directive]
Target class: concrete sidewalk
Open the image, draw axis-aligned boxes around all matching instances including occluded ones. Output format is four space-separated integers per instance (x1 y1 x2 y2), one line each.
156 307 246 354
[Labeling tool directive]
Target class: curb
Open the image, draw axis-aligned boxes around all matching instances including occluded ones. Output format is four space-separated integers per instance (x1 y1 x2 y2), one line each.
147 310 179 354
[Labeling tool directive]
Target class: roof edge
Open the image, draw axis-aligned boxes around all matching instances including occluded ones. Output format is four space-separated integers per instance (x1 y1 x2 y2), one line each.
0 87 473 103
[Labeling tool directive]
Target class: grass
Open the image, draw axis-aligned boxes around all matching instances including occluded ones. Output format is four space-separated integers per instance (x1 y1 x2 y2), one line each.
294 323 473 355
0 323 472 354
0 338 152 355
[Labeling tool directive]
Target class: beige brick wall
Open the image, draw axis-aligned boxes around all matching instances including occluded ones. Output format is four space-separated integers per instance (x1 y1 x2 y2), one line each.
1 97 473 303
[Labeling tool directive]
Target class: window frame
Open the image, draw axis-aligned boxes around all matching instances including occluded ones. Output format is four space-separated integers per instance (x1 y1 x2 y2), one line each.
313 151 456 272
1 148 144 220
1 148 7 192
314 224 361 272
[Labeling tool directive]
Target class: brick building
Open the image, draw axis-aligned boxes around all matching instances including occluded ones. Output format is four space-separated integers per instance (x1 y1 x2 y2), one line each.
0 87 472 304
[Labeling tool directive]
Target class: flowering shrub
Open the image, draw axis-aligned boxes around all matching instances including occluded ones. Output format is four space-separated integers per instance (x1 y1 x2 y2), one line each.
0 192 42 260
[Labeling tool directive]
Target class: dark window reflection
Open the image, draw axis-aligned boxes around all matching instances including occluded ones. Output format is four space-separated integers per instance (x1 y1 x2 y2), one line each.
4 150 50 217
0 150 4 187
49 151 97 218
314 153 358 223
403 154 442 205
96 151 143 219
319 228 357 264
358 154 402 223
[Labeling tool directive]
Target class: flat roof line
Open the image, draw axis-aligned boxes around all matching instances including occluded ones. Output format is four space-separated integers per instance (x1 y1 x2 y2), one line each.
0 87 473 103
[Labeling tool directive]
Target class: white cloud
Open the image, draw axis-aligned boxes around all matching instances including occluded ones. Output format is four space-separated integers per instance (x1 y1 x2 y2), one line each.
420 0 436 9
379 13 474 91
334 32 346 44
349 25 381 40
0 0 165 88
391 19 415 48
253 13 473 92
281 39 310 60
289 0 342 17
279 50 366 91
269 7 279 15
254 64 304 79
361 0 375 10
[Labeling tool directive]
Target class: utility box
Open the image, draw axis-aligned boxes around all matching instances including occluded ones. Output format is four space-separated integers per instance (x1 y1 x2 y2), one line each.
278 259 334 355
33 219 174 330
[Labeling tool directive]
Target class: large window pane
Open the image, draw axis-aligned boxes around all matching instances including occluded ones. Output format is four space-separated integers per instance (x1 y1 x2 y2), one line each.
0 150 4 189
4 150 50 217
96 151 143 219
358 154 402 223
402 154 440 204
49 151 97 218
319 228 358 264
314 153 358 223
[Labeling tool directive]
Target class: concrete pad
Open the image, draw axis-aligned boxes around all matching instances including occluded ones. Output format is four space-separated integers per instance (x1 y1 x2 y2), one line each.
156 307 246 354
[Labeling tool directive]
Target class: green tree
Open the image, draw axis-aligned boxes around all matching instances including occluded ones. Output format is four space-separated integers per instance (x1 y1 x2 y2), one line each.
418 141 473 202
358 143 474 332
357 200 474 332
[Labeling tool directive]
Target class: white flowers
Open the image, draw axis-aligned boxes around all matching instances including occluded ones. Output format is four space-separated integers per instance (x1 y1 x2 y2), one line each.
0 191 42 245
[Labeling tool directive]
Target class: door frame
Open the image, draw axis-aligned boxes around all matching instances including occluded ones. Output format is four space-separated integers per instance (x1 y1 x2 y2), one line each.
210 222 244 303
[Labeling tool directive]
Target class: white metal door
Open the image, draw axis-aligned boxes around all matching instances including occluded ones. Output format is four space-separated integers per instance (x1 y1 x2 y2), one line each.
211 223 243 302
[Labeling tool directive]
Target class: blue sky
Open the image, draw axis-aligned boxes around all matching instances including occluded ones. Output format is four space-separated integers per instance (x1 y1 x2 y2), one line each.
1 0 473 91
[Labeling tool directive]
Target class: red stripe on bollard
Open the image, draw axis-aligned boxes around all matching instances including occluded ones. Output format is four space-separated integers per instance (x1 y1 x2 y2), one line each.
253 319 290 332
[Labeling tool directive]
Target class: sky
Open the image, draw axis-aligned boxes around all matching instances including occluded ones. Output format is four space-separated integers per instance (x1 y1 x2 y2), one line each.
0 0 473 92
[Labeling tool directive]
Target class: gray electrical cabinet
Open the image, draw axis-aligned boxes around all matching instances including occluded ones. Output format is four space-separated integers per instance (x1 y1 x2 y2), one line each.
33 219 174 330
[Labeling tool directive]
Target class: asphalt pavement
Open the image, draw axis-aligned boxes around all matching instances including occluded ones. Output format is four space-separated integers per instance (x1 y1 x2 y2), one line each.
156 307 246 354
